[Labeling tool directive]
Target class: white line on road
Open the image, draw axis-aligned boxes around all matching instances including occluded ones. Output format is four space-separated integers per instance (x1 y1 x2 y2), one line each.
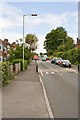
38 68 43 76
51 72 55 75
46 72 49 75
39 75 55 119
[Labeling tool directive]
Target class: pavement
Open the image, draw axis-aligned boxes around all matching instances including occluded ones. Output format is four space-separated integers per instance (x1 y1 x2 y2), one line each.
71 64 78 70
2 61 49 118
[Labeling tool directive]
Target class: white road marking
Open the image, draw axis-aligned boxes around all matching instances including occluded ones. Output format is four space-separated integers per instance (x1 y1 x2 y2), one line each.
39 75 55 119
51 72 55 75
46 72 49 75
38 68 43 76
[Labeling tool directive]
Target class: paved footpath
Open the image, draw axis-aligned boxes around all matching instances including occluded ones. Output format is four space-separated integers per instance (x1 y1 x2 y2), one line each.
2 61 49 118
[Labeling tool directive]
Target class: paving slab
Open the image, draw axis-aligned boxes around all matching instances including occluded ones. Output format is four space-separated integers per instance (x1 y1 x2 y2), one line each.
2 61 49 118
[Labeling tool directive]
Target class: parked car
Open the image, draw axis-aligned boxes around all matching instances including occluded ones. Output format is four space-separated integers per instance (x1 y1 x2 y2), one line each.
55 58 62 65
60 60 71 68
33 55 39 60
46 57 50 60
57 59 63 66
51 57 57 64
42 57 46 61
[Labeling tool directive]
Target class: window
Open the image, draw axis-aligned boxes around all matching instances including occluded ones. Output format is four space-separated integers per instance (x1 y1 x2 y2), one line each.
0 44 3 51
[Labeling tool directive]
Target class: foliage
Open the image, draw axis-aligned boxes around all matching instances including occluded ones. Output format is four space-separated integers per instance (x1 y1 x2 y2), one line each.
55 52 64 58
2 62 14 86
25 34 38 45
57 45 64 52
44 26 78 64
44 27 74 52
64 36 74 51
8 47 15 61
25 34 38 51
9 45 32 62
12 59 28 71
47 50 54 56
55 48 79 64
0 62 2 87
44 27 67 51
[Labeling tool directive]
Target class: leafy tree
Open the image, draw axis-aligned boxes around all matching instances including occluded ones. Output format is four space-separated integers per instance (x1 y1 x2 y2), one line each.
64 36 74 51
47 50 54 56
8 48 15 61
57 45 64 52
25 34 38 51
44 27 67 51
9 44 32 62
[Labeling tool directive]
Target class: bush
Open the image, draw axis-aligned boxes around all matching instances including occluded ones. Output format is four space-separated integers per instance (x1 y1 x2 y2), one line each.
12 59 28 71
0 62 2 87
56 48 79 64
27 59 30 64
56 52 64 57
2 62 14 86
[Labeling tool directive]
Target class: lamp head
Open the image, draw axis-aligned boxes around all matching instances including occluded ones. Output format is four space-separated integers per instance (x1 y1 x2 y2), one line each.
31 14 37 16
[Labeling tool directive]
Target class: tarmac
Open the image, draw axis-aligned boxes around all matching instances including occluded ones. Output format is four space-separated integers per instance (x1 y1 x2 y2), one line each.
2 61 49 118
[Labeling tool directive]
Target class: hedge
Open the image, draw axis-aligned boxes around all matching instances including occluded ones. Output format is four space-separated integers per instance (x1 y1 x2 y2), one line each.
12 59 28 71
2 62 14 86
54 48 80 64
0 62 2 87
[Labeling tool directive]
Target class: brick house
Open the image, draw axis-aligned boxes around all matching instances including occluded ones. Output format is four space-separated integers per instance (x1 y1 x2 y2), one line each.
0 38 16 62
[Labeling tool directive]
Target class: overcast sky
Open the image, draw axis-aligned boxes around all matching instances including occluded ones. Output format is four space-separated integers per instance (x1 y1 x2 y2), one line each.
0 2 78 53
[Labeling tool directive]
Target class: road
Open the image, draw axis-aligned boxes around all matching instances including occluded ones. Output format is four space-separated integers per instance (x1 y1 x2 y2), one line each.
38 60 78 118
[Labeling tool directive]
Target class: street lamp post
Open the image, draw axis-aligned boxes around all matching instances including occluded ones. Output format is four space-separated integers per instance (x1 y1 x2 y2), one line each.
23 14 37 70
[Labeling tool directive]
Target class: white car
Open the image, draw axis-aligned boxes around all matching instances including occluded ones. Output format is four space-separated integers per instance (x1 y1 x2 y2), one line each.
42 57 46 61
60 60 71 68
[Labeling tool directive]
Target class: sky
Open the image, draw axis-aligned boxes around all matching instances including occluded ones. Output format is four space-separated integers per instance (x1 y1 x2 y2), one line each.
0 1 78 53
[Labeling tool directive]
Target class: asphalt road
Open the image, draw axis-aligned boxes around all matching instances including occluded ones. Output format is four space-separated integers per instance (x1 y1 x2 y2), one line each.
38 60 78 118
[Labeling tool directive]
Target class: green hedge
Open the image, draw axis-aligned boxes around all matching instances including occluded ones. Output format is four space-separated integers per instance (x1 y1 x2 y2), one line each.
54 48 80 64
12 59 28 71
2 62 14 86
0 62 2 87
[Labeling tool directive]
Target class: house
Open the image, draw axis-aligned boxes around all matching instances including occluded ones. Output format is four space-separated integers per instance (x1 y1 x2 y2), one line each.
0 38 16 62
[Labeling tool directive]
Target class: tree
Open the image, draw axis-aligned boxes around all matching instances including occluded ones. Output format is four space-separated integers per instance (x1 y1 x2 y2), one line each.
25 34 38 51
8 48 15 61
9 40 33 62
44 27 67 51
64 36 74 50
47 50 54 56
